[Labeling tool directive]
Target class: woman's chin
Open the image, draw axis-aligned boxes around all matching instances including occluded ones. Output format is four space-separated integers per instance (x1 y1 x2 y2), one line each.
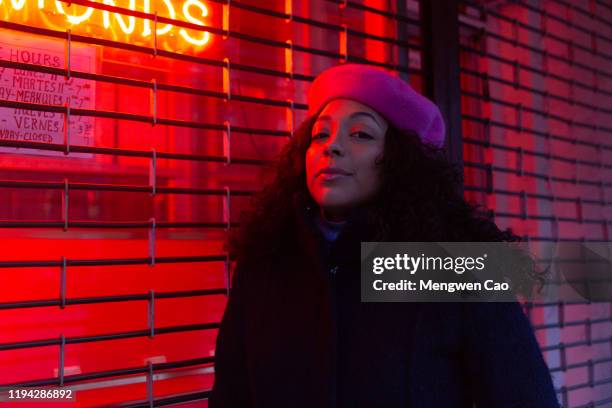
312 193 348 207
317 201 353 216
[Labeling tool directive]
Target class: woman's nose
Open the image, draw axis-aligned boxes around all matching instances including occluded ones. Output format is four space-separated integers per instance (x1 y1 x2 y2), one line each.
324 132 344 157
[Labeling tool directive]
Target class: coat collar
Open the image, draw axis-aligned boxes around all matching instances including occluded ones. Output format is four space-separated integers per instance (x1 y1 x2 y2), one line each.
292 190 376 268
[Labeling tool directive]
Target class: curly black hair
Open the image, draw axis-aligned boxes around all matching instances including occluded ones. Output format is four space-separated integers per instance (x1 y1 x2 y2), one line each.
227 114 548 296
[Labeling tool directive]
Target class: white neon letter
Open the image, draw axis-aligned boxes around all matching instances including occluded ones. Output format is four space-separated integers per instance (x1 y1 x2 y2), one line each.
102 0 136 34
179 0 210 46
54 0 94 25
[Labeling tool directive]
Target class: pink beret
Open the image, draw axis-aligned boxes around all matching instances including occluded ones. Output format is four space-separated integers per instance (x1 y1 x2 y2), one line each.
307 63 446 148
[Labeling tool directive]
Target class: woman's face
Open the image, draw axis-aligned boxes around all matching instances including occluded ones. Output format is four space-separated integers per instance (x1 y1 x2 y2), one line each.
306 99 388 222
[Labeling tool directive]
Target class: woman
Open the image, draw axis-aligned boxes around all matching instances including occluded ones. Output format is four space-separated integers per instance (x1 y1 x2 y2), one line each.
208 64 560 407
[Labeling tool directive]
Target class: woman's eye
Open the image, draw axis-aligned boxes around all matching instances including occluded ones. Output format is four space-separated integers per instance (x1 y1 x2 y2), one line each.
351 131 374 139
311 132 373 140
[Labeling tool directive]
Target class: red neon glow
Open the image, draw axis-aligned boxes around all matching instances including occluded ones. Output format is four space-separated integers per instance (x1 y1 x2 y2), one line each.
1 0 211 49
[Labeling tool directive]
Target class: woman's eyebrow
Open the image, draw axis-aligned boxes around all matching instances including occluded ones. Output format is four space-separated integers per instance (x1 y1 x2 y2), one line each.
316 112 383 128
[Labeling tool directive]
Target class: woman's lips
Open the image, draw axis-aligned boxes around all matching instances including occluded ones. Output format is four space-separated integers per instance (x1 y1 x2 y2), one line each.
318 173 350 182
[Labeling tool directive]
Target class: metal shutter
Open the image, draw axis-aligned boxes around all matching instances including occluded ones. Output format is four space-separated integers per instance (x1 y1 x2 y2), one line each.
0 0 424 405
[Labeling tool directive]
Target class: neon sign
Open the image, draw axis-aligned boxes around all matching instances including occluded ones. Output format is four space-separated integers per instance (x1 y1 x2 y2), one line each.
0 0 211 49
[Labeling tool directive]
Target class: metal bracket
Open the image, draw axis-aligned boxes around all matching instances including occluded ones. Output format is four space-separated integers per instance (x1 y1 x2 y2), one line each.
150 79 157 126
60 256 67 309
223 58 231 101
285 40 293 81
340 23 348 62
285 0 292 22
153 11 158 57
223 121 231 165
59 334 66 386
64 103 71 156
65 29 71 80
287 99 294 139
149 148 157 196
223 186 231 231
149 217 156 266
62 178 69 231
148 289 155 338
223 0 230 40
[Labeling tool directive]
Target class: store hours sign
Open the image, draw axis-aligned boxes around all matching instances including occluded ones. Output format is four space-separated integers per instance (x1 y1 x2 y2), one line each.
0 30 95 158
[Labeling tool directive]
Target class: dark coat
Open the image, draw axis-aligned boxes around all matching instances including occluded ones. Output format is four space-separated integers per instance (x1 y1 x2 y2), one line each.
208 191 561 408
